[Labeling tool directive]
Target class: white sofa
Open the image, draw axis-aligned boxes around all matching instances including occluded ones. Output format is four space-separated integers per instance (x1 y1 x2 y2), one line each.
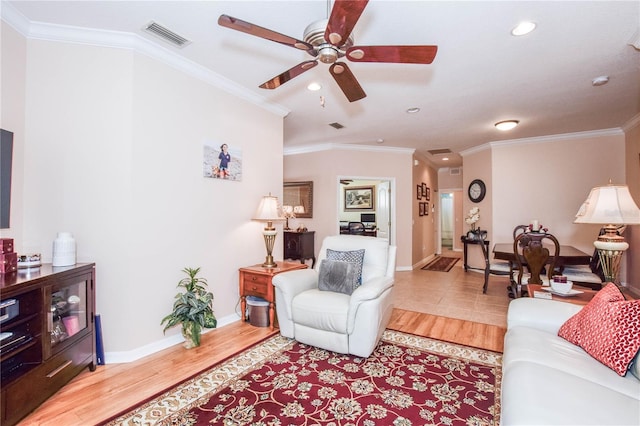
502 298 640 425
272 235 396 358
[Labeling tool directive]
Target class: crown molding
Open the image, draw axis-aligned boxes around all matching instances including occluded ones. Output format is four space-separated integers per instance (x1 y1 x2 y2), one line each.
0 2 289 118
284 143 415 156
460 127 624 157
622 113 640 132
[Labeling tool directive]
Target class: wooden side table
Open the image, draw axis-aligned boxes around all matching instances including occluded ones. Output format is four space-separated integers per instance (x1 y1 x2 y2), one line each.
239 261 308 330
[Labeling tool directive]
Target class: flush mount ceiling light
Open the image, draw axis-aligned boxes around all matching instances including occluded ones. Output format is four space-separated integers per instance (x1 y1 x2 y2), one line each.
307 82 322 91
376 138 384 144
495 120 519 131
406 107 420 114
511 21 536 36
592 76 609 86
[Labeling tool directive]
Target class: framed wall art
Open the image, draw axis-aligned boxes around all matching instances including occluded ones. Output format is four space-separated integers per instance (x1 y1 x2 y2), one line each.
416 184 422 200
344 186 375 211
283 181 313 218
203 140 242 181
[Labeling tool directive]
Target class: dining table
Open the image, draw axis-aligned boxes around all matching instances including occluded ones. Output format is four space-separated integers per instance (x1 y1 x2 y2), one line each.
492 243 592 268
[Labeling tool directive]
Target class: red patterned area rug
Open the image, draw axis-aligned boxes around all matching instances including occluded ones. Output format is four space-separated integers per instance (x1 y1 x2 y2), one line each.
104 330 502 425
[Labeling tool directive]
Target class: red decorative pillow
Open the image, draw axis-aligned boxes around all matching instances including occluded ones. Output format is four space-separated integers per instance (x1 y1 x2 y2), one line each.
558 283 640 376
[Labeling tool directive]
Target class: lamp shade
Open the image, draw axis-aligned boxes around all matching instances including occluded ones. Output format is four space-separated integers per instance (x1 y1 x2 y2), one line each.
253 194 282 222
574 184 640 225
281 205 293 215
293 205 305 215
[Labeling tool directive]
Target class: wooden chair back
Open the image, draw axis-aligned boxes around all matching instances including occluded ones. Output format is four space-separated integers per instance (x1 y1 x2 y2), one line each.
513 232 560 286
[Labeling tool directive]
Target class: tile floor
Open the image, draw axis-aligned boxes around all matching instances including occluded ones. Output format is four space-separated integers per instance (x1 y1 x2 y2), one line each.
393 250 512 328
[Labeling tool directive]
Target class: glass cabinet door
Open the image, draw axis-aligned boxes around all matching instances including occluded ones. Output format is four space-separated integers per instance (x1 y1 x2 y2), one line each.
48 279 88 350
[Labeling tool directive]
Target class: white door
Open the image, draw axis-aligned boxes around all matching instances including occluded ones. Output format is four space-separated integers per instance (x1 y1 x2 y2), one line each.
377 181 390 240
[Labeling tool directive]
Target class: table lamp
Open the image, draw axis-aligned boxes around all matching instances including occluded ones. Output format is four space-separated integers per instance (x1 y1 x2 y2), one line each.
574 182 640 285
253 193 283 268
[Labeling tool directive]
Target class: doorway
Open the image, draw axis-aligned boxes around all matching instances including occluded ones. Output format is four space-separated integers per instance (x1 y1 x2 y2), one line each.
440 192 454 249
337 177 395 245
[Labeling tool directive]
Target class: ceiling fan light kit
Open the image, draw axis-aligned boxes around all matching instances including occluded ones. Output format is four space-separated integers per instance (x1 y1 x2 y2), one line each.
218 0 437 103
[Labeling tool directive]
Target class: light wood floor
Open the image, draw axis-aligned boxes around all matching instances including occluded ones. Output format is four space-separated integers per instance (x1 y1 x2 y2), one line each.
19 260 509 425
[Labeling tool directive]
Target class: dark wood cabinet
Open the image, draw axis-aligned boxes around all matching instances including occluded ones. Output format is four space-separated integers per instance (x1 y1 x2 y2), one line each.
0 263 96 426
284 231 315 267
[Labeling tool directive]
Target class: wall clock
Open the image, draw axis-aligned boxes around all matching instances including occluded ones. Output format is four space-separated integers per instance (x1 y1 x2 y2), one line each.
468 179 486 203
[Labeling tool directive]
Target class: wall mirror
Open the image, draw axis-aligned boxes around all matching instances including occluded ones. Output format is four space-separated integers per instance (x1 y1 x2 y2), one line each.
283 181 313 218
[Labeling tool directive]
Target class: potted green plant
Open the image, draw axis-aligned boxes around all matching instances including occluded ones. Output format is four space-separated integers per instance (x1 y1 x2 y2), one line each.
161 267 217 348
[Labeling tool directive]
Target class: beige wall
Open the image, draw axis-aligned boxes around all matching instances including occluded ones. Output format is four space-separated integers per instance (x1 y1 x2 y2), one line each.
462 131 629 282
625 118 640 293
412 156 438 266
284 147 416 269
2 29 284 360
460 147 493 268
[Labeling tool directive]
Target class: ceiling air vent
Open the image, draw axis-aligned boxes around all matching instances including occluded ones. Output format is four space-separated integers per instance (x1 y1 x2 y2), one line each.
450 167 461 175
428 148 452 155
328 122 345 129
143 21 191 48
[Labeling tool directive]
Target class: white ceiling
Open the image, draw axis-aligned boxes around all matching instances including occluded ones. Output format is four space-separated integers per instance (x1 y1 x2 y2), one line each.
4 1 640 168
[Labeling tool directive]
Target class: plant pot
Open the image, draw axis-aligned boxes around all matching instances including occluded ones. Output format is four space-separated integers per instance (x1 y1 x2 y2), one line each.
181 322 202 349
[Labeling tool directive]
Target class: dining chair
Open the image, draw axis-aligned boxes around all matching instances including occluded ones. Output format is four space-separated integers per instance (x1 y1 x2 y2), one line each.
512 231 560 297
348 222 365 235
478 232 512 293
475 225 533 295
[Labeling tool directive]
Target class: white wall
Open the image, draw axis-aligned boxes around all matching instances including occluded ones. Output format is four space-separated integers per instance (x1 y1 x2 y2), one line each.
3 28 285 360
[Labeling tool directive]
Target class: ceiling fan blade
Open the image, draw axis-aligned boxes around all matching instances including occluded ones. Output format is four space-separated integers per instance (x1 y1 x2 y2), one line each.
218 14 314 53
325 0 369 46
259 60 319 89
347 45 438 64
329 62 366 102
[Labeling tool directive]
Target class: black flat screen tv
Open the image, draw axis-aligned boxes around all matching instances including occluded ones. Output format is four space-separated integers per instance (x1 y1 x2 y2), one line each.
361 213 375 223
1 129 13 229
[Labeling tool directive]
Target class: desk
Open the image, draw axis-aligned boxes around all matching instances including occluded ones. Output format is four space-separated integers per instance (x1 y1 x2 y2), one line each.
461 235 489 272
493 243 591 268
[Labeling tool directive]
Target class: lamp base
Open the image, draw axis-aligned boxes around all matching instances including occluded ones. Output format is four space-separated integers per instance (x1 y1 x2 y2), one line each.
261 228 278 269
594 227 629 285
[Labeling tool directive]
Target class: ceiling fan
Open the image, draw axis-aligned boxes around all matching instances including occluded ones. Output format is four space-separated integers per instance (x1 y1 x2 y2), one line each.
218 0 437 102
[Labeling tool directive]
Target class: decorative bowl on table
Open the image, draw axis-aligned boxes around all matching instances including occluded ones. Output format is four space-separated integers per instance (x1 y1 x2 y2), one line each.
550 280 573 294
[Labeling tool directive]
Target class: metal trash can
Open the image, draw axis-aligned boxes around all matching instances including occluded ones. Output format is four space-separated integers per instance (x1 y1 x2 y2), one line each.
246 296 269 327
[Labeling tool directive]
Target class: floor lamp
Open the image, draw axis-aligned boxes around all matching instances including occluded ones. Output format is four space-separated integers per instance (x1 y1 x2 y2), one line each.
253 193 283 268
574 183 640 285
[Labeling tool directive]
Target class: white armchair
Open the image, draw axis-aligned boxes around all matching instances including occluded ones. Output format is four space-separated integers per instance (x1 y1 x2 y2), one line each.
272 235 397 357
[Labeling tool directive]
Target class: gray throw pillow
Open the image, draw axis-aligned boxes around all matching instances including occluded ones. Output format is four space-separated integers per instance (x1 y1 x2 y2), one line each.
326 248 365 285
318 259 359 296
629 349 640 380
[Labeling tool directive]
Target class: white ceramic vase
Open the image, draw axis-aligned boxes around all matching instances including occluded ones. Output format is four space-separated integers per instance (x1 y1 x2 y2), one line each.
52 232 76 266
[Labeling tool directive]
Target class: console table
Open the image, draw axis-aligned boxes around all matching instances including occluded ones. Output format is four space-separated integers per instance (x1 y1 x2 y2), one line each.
284 231 315 267
460 235 489 272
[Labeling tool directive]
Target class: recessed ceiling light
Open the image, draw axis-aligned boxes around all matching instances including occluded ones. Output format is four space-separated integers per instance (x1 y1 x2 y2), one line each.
592 76 609 86
495 120 520 131
376 138 384 144
406 107 420 114
442 157 449 161
307 82 322 91
511 21 536 36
